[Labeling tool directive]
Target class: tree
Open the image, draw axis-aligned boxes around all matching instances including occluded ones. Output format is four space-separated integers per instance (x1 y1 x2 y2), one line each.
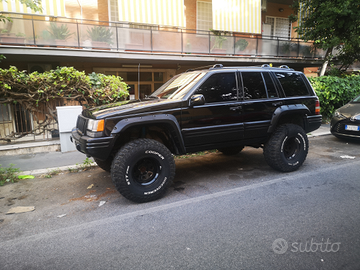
290 0 360 76
0 0 42 23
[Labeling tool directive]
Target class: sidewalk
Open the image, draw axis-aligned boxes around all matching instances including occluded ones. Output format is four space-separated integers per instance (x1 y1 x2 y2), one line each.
0 124 331 175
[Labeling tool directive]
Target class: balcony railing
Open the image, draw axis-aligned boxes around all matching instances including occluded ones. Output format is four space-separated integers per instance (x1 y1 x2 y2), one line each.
0 14 326 59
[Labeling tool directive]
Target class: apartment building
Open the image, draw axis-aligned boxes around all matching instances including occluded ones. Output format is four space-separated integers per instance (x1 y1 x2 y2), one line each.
1 0 324 93
0 0 324 144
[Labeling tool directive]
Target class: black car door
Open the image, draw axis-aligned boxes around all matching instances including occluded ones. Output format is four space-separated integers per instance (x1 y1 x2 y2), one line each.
239 71 281 139
181 71 244 151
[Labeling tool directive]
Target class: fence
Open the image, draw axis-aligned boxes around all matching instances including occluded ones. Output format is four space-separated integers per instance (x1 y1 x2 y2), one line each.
0 14 326 59
0 99 80 145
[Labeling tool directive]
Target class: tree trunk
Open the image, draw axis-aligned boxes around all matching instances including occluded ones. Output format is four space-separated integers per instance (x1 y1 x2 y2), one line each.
319 47 333 76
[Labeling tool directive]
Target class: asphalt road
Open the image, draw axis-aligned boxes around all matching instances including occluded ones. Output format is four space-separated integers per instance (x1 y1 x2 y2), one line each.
0 135 360 270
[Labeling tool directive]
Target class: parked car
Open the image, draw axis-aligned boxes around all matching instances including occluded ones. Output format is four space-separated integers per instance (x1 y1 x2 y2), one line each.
71 64 322 203
331 94 360 139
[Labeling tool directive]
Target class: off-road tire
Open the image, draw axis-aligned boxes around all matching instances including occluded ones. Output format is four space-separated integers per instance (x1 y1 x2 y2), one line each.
94 157 112 172
218 146 244 155
111 138 175 203
264 124 308 172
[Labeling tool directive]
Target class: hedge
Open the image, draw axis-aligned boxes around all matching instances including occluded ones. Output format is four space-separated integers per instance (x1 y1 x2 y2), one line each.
309 75 360 120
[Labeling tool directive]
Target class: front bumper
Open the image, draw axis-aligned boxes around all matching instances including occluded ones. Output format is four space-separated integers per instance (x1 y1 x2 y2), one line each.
70 128 114 160
330 117 360 139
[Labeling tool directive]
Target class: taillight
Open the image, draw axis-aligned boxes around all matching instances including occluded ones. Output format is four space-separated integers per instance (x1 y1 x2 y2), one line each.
315 99 320 115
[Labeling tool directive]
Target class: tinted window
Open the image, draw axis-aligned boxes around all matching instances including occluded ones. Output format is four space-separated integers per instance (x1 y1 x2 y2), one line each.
275 72 309 96
196 72 237 103
263 72 278 98
241 72 267 99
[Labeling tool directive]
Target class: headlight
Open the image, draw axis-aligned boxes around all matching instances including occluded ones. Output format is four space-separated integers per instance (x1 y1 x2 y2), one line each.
334 110 346 119
86 119 105 137
350 114 360 121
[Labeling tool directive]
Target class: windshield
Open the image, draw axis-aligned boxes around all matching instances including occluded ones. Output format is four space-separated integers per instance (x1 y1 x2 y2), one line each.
150 71 206 100
352 95 360 103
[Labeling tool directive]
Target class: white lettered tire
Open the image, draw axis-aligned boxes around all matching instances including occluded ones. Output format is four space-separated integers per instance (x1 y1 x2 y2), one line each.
111 138 175 203
263 124 309 172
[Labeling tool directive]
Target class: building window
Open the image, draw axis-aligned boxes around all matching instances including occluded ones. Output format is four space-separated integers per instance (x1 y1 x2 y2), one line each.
0 103 11 122
103 70 167 99
197 1 212 31
109 0 119 22
265 16 291 39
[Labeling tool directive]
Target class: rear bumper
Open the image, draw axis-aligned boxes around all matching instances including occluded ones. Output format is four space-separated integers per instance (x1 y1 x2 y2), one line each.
70 128 114 160
306 115 322 133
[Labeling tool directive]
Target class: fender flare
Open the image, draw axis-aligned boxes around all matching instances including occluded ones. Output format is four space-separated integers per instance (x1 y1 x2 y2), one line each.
111 114 186 154
268 104 310 133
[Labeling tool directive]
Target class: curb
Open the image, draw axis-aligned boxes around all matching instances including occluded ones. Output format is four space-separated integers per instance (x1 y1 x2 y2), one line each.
19 162 97 176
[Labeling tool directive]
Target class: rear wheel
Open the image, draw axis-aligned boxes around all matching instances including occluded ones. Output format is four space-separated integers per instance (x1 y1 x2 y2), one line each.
264 124 308 172
111 138 175 203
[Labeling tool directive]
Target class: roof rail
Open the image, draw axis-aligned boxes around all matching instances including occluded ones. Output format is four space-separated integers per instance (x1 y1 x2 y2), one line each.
186 64 215 72
210 64 224 69
261 64 271 68
279 65 290 69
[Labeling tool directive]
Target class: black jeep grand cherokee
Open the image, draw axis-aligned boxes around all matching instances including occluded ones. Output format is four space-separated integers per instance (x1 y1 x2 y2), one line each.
71 64 322 203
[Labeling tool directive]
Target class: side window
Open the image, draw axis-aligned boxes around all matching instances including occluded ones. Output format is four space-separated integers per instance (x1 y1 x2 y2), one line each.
241 72 267 100
263 72 278 98
196 72 237 103
275 72 310 96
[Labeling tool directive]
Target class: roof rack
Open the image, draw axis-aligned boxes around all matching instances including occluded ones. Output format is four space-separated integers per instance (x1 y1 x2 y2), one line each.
279 65 290 69
210 64 224 69
261 64 271 68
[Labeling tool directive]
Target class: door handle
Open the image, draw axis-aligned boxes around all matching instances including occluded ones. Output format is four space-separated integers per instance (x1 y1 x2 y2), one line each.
230 105 242 111
272 101 283 107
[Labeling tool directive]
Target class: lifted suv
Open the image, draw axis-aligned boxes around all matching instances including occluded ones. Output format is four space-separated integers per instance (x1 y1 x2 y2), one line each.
71 64 322 203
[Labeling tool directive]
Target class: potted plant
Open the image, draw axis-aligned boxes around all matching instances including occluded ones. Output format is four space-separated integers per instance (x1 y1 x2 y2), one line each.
210 29 228 53
86 26 113 49
0 29 17 43
235 38 249 52
46 23 74 46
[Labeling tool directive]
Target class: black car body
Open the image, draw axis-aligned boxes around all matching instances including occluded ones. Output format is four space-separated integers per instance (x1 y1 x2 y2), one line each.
331 95 360 139
71 64 322 202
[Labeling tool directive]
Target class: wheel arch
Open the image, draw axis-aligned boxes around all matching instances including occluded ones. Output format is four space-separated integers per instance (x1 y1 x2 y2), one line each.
111 114 186 155
268 104 310 133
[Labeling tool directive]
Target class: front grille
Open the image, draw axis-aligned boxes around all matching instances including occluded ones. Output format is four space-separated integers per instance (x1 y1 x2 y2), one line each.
335 121 360 136
76 115 88 135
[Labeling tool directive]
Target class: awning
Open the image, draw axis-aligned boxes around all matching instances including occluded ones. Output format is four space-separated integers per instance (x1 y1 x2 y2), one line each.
0 0 66 17
212 0 261 34
118 0 185 28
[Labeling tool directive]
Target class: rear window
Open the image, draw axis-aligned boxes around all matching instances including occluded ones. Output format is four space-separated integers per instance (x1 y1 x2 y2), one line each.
275 72 310 96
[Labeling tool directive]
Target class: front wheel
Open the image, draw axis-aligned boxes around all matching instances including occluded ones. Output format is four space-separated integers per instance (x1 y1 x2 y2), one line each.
263 124 309 172
111 138 175 203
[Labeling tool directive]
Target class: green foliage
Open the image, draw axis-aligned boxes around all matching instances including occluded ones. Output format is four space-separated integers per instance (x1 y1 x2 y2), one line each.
46 23 73 40
0 66 128 140
309 75 360 119
0 164 20 186
235 38 248 51
210 29 229 50
291 0 360 71
86 26 113 43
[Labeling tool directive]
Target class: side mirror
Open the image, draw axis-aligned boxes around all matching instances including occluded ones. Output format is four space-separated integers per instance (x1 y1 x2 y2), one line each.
189 94 205 107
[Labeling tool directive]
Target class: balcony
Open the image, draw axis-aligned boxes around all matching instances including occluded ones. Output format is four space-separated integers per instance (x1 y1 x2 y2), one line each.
0 14 326 66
